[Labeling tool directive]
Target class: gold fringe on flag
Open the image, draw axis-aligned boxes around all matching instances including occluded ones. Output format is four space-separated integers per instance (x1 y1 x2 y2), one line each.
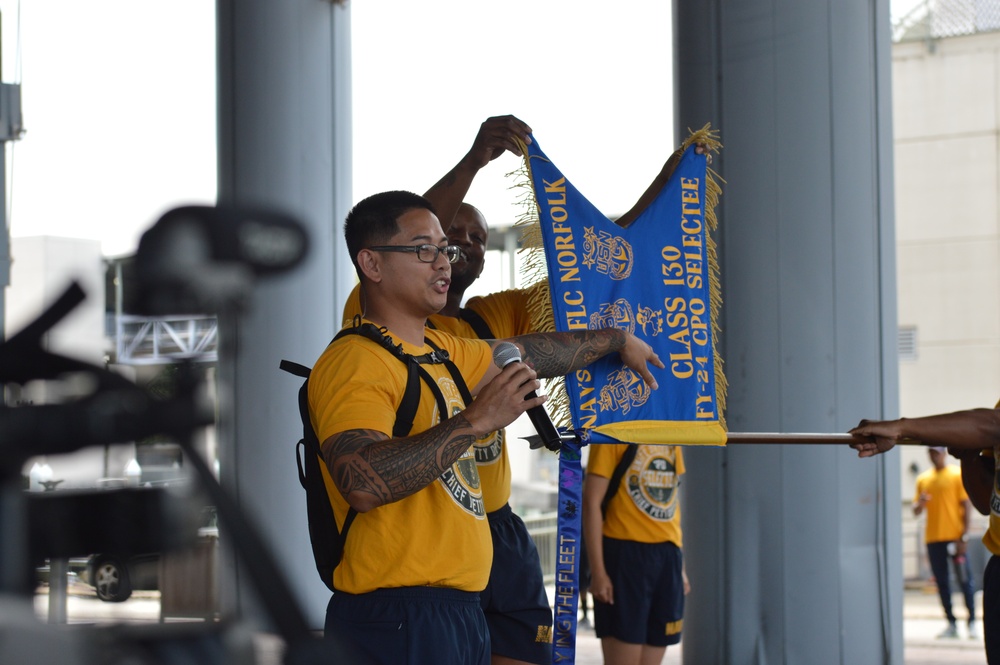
510 124 727 434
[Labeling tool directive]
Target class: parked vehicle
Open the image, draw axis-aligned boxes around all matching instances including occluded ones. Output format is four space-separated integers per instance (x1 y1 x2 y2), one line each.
83 517 218 602
84 553 159 602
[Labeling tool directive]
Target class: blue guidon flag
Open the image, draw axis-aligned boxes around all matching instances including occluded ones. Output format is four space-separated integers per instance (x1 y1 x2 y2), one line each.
514 128 727 664
516 126 727 446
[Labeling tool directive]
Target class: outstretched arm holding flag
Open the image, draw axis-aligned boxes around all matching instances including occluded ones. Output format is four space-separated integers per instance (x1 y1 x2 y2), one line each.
848 408 1000 457
848 403 1000 662
423 114 533 233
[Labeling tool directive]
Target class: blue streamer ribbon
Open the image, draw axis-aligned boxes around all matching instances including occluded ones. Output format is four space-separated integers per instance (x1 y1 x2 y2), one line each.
552 436 584 664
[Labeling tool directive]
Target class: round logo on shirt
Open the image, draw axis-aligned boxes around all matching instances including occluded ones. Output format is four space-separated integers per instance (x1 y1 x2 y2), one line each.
435 377 485 517
440 446 485 517
474 430 504 465
626 451 679 522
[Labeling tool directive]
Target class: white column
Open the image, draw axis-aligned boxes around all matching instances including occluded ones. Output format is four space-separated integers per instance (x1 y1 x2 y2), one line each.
216 0 353 628
675 1 903 663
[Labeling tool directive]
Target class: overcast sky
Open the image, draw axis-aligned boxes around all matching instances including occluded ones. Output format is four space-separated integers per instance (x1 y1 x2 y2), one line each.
350 1 674 232
0 1 673 258
0 1 216 257
0 1 916 257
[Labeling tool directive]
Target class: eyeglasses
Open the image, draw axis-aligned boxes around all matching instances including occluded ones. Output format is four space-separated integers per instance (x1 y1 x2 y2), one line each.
368 244 461 264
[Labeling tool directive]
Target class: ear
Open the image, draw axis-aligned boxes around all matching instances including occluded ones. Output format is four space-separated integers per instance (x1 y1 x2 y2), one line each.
357 249 382 283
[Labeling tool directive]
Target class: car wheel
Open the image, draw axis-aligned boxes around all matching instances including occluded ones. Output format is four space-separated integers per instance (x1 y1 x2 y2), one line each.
92 556 132 602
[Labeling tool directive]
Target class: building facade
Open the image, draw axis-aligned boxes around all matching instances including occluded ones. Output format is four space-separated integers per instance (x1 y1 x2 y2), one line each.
893 0 1000 579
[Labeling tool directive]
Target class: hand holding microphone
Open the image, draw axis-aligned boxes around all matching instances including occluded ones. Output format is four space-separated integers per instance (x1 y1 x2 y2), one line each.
492 342 562 451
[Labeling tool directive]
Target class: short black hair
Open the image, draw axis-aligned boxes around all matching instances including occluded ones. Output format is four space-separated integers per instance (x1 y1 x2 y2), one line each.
343 191 436 276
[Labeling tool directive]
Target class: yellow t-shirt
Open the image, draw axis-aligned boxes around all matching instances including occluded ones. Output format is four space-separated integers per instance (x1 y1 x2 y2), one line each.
342 284 538 513
982 446 1000 556
308 322 493 593
914 464 968 544
985 401 1000 556
587 444 685 546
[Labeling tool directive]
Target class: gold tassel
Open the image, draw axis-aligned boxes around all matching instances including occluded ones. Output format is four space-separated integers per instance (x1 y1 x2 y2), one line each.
682 124 728 431
510 143 571 430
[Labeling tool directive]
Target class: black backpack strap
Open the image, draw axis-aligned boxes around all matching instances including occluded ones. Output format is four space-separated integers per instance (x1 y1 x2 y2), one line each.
459 307 494 340
338 322 454 434
399 339 473 428
279 359 311 379
339 322 448 365
425 338 474 406
393 361 423 437
341 322 474 427
600 444 638 519
284 362 356 590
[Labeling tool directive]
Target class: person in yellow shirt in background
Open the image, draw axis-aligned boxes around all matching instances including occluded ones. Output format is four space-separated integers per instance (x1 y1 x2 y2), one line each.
913 446 977 639
583 445 688 665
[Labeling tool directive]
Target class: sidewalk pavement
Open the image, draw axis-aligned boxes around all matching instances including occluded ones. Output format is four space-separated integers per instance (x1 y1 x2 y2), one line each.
31 583 990 664
565 585 987 664
899 585 985 665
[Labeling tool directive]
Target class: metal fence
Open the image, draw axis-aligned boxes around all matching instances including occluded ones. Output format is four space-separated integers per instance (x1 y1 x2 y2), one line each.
895 0 1000 43
523 511 559 585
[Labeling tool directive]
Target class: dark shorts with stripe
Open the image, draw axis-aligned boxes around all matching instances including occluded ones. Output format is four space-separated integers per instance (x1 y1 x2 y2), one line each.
481 503 553 664
594 537 684 647
324 586 489 665
984 554 1000 664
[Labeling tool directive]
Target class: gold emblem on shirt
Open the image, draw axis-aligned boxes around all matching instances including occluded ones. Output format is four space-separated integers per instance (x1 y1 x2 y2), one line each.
474 430 503 465
434 376 485 517
626 450 679 521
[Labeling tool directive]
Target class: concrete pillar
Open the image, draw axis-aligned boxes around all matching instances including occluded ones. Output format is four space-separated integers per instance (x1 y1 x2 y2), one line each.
674 1 903 663
216 0 353 629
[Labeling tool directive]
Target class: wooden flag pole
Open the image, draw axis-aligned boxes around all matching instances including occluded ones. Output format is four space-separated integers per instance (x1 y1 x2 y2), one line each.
726 433 924 445
524 434 924 447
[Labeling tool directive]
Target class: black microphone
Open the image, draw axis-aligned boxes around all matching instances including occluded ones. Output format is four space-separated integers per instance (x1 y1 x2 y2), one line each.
492 342 562 452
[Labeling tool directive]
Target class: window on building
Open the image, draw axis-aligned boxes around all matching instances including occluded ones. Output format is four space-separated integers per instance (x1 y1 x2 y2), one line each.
898 325 918 361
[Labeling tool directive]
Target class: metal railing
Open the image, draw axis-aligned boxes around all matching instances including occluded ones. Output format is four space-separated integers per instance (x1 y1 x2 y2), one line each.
115 313 218 365
523 511 559 585
894 0 1000 43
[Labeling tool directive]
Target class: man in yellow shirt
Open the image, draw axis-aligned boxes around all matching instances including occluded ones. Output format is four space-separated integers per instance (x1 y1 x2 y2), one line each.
343 115 554 665
344 200 555 665
913 446 975 638
313 189 663 665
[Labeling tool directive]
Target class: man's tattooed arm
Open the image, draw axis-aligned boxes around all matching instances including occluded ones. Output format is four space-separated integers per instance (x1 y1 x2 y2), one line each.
321 414 478 513
506 328 663 391
514 329 626 378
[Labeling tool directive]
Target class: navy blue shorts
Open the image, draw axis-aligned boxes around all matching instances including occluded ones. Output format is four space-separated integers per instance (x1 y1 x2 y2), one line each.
594 537 684 647
324 586 490 665
480 503 553 664
984 554 1000 664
